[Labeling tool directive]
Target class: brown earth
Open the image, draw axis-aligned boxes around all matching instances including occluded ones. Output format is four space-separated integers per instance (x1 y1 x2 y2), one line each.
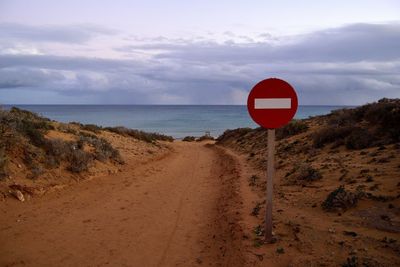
0 141 245 267
1 135 400 266
216 121 400 265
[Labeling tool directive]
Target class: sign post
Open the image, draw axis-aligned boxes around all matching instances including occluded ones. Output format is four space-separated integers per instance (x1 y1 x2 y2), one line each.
265 128 275 242
247 78 298 243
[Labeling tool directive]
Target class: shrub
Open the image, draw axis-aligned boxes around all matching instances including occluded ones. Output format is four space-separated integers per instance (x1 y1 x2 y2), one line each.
313 126 355 148
345 128 375 149
81 124 102 133
364 98 400 141
182 136 196 142
249 175 259 186
196 135 215 141
94 138 124 164
216 128 253 144
251 202 262 216
342 256 358 267
0 146 8 179
105 126 173 143
68 149 92 173
45 154 60 168
327 108 359 126
44 138 72 159
78 135 124 164
276 120 308 140
23 145 45 168
57 124 78 135
322 186 360 211
284 163 322 185
9 107 54 131
29 166 44 179
324 98 400 144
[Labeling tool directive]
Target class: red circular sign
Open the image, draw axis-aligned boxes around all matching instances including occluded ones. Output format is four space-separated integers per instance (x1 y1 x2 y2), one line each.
247 78 298 129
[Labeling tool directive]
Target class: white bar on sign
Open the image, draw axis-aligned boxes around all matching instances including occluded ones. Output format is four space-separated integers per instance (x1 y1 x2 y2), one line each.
254 98 291 109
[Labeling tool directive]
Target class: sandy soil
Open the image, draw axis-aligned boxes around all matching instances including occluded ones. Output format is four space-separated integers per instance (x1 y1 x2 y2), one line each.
0 141 244 267
2 135 399 266
217 126 400 266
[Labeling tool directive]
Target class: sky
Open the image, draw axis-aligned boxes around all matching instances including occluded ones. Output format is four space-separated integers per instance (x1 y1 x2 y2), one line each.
0 0 399 105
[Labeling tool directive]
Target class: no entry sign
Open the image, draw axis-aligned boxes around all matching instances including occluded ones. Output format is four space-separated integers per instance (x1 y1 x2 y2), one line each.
247 78 298 243
247 78 298 129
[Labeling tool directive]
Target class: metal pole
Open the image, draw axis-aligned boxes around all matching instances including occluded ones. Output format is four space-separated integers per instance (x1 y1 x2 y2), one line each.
265 128 275 243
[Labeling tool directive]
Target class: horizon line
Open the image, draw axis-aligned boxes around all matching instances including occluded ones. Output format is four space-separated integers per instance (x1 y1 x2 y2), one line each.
2 104 356 107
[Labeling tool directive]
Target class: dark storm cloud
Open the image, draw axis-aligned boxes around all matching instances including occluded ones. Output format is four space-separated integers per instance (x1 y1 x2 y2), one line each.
0 23 117 43
0 68 65 89
0 22 399 104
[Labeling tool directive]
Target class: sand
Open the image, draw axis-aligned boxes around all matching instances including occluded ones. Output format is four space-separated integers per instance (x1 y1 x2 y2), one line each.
0 141 244 266
1 134 399 266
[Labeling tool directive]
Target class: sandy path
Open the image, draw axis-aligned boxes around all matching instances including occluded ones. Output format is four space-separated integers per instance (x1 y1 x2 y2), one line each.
0 142 243 267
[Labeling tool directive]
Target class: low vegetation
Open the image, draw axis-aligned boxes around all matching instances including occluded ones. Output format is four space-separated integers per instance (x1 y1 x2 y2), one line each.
216 128 253 144
0 107 166 181
104 126 173 143
276 120 309 140
313 98 400 149
182 136 196 142
284 163 322 185
0 146 7 179
322 186 362 212
196 135 215 141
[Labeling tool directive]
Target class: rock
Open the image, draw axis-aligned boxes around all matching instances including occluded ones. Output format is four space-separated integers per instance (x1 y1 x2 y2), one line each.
343 230 357 237
10 190 25 202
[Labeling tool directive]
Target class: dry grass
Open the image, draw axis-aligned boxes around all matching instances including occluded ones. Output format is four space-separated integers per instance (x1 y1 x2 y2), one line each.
104 126 174 143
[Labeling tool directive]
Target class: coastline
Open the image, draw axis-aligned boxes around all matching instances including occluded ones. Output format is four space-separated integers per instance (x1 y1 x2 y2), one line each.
1 104 353 139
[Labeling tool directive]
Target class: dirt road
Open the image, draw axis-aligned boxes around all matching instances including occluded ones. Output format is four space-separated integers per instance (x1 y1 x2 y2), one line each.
0 142 244 267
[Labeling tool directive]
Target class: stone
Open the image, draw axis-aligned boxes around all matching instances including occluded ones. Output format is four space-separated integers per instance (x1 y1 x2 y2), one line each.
11 190 25 202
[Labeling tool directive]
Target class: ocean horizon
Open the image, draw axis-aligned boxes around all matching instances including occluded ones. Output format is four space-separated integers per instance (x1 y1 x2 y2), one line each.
2 105 352 138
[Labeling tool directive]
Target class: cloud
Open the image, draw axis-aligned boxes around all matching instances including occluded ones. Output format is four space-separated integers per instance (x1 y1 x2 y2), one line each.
119 23 400 63
0 23 118 44
0 22 399 104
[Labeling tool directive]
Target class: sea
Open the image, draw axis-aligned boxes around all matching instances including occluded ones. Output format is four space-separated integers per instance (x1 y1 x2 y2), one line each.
3 105 349 139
